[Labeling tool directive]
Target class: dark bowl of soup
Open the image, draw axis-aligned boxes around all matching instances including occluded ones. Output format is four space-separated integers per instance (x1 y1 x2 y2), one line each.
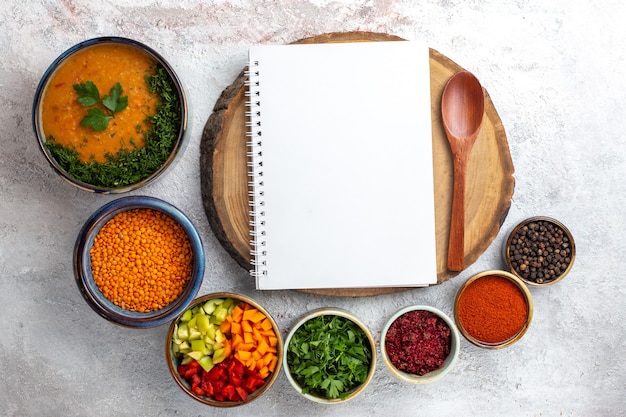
32 37 188 193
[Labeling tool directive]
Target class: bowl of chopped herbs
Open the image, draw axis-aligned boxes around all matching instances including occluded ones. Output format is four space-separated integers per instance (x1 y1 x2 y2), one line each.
283 308 376 403
33 37 188 193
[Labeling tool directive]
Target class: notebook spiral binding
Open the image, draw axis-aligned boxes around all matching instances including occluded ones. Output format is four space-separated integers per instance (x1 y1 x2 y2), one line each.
244 61 268 278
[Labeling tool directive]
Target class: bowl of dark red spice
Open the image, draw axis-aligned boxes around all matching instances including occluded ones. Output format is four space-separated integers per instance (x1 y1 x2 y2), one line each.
381 305 460 384
454 270 534 349
504 216 576 287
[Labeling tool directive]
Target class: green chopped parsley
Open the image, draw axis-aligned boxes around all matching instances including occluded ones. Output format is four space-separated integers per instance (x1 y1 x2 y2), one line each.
286 315 372 400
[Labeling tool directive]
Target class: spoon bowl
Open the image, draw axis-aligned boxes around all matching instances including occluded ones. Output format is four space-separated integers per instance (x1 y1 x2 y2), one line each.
441 71 485 271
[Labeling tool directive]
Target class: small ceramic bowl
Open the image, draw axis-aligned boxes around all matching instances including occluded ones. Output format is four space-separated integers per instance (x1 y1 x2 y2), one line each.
166 292 283 407
504 216 576 287
283 308 376 404
74 196 204 327
32 36 188 193
380 305 460 384
454 270 533 349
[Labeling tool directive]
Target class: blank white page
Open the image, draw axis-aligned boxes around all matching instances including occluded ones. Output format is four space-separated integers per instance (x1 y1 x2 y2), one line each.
248 41 436 290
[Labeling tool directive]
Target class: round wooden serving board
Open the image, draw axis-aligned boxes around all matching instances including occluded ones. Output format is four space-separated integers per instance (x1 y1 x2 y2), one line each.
200 32 515 296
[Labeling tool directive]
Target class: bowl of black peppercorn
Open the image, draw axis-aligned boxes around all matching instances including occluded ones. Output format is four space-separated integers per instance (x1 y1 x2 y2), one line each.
504 216 576 287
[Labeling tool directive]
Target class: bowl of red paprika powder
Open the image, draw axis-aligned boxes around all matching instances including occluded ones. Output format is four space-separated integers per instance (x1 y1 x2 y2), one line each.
454 270 534 348
381 305 460 384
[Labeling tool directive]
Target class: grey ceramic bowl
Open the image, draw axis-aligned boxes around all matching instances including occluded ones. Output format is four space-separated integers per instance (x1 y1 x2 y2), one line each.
283 308 376 404
32 36 188 193
380 305 460 384
74 196 204 327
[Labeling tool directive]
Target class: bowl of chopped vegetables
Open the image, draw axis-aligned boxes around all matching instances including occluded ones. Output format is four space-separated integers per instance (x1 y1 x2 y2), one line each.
380 305 460 384
283 308 376 404
166 292 283 407
33 36 188 193
74 196 204 328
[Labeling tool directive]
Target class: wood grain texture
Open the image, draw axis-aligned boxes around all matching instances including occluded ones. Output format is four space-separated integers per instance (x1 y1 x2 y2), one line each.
441 71 486 271
199 31 515 296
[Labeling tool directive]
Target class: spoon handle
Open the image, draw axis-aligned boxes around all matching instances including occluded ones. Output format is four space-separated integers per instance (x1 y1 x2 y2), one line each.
448 155 468 271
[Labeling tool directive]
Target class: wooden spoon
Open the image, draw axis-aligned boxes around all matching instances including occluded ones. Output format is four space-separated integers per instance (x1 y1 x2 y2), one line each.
441 71 485 271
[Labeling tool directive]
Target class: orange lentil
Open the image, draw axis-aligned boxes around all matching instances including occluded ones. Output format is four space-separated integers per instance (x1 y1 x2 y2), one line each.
90 208 193 312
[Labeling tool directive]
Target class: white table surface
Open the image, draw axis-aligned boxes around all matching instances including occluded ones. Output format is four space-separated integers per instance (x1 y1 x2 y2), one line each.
1 1 624 416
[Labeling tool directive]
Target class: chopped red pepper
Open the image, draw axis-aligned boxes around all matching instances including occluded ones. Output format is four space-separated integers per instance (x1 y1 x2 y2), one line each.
230 373 243 387
201 379 214 396
190 373 201 389
212 379 226 393
222 384 237 401
205 363 224 381
177 357 267 402
229 357 245 378
242 375 265 393
236 386 249 401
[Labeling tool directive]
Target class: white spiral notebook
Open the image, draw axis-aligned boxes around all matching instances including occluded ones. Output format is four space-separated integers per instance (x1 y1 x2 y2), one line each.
246 40 437 290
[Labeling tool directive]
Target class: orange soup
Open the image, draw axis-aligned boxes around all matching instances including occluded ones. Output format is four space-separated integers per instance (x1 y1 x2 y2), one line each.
41 43 159 163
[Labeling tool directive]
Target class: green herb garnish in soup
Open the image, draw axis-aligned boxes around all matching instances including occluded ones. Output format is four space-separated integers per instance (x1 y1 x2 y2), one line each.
74 81 129 132
41 42 181 188
286 315 372 400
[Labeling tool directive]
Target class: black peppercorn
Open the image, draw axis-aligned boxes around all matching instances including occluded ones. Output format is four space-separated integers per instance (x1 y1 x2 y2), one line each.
507 218 574 284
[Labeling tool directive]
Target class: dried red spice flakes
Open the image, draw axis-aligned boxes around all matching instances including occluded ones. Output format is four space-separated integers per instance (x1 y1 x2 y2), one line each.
384 310 451 376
